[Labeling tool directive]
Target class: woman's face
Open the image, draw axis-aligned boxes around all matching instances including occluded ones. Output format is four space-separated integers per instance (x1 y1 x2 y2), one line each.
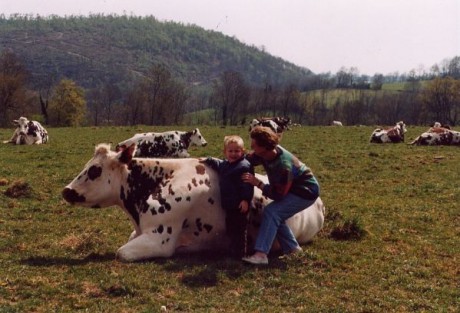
250 138 268 157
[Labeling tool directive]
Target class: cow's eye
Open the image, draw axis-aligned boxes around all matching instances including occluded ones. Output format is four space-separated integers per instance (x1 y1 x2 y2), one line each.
87 165 102 180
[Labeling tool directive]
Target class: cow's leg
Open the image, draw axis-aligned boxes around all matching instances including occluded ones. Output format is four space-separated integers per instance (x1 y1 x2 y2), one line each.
127 230 139 241
177 150 190 158
4 133 18 143
116 229 180 262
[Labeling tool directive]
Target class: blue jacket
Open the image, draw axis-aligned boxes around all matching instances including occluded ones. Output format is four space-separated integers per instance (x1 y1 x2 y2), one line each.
204 156 254 212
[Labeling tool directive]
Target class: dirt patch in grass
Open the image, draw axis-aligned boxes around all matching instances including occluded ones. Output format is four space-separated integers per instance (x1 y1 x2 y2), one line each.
4 180 32 198
60 231 105 253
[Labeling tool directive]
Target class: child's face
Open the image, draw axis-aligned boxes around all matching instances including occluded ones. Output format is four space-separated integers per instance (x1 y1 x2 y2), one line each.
224 142 244 163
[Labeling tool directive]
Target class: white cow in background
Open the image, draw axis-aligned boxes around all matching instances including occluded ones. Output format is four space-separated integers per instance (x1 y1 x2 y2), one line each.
3 117 49 145
116 128 207 158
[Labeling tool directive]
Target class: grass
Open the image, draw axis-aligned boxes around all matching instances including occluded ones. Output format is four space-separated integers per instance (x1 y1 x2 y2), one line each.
0 125 458 312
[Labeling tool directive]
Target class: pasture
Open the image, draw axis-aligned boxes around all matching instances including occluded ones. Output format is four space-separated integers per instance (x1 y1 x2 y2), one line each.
0 125 458 312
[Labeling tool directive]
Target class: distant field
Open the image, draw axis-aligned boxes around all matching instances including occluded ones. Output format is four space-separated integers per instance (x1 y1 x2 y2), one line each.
0 125 458 312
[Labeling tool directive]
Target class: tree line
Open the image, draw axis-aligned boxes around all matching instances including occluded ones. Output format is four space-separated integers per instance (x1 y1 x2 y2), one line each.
1 49 459 128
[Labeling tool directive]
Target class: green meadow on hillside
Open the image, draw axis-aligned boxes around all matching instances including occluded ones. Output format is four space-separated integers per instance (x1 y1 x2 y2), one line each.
0 125 458 312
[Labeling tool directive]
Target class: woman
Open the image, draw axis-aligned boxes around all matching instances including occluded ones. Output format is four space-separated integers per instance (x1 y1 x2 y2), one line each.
241 126 320 265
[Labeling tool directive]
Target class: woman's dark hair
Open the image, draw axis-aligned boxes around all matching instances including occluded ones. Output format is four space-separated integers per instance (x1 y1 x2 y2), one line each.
250 126 279 150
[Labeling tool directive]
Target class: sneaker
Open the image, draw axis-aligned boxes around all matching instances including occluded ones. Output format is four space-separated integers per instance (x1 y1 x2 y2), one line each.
279 247 303 260
288 246 303 255
242 254 269 265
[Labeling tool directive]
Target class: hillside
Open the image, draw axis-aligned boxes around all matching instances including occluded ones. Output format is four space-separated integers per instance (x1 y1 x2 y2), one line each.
0 14 313 90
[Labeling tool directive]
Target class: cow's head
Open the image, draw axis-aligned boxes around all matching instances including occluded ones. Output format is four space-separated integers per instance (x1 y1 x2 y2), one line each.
190 128 207 147
62 143 135 208
396 121 407 134
12 117 36 144
249 119 260 131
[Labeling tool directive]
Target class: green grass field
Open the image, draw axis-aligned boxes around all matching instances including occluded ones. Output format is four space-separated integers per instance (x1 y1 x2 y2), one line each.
0 125 458 312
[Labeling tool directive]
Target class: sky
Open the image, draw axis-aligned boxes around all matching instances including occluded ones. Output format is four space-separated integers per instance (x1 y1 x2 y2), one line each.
1 0 459 75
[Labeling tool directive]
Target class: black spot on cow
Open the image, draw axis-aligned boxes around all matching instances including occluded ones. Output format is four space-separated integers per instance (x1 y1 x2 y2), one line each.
203 224 213 233
158 225 164 234
175 197 182 202
120 161 165 226
182 219 189 229
191 178 198 187
196 218 203 231
87 165 102 180
208 198 214 204
186 196 191 201
167 226 172 234
158 197 172 211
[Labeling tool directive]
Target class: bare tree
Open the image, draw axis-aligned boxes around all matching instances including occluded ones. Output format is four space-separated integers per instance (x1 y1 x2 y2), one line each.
0 51 29 126
144 64 171 125
421 77 460 125
212 71 250 126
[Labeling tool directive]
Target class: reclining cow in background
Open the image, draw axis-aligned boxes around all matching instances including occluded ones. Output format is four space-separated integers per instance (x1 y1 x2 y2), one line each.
370 121 407 143
249 117 291 138
409 126 460 145
3 116 49 145
62 143 325 262
116 128 207 158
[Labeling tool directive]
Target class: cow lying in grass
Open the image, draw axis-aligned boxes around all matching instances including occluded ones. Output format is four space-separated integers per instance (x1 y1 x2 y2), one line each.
249 117 291 139
370 121 407 143
409 126 460 145
116 128 207 158
3 116 49 145
62 143 325 262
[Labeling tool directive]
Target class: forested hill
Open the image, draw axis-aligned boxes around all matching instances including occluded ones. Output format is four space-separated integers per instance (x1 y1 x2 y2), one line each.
0 14 312 89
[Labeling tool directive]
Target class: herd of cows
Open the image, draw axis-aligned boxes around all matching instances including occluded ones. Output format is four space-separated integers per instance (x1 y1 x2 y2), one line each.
369 120 460 145
2 116 458 262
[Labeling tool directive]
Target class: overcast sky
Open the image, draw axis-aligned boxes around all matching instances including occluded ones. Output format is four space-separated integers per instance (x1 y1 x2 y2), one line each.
2 0 459 75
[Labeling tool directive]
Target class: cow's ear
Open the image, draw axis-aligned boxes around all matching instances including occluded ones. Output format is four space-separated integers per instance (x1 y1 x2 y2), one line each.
13 120 19 125
118 143 135 164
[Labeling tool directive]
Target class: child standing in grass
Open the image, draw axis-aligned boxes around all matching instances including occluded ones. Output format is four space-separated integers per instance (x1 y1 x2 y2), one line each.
200 135 254 258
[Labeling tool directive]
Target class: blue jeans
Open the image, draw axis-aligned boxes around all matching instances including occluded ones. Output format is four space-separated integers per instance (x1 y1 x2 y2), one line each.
254 193 317 254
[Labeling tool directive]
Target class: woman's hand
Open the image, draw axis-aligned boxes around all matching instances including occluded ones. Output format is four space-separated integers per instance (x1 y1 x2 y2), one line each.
239 200 249 214
241 172 260 186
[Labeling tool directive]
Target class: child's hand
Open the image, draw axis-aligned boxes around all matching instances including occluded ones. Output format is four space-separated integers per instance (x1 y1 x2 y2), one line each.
239 200 249 214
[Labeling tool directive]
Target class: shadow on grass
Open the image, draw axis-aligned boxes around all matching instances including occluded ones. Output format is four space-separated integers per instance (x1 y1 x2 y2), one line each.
20 250 289 289
163 250 288 288
21 252 116 266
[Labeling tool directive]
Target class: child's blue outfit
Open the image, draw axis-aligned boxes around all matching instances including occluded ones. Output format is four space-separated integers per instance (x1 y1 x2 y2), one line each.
204 156 254 257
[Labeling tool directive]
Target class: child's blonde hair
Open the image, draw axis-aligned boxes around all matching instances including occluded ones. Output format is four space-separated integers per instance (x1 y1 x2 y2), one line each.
223 135 245 150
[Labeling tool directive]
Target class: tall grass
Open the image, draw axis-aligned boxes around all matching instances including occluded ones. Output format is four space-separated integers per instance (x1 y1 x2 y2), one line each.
0 125 458 312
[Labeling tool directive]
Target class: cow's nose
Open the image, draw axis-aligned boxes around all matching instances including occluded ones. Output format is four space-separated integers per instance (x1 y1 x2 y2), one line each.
62 188 86 203
202 142 207 147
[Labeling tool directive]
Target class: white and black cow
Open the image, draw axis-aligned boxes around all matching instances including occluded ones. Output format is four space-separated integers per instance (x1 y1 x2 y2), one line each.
370 121 407 143
62 143 325 262
409 127 460 146
116 128 207 158
3 116 49 145
249 117 291 137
